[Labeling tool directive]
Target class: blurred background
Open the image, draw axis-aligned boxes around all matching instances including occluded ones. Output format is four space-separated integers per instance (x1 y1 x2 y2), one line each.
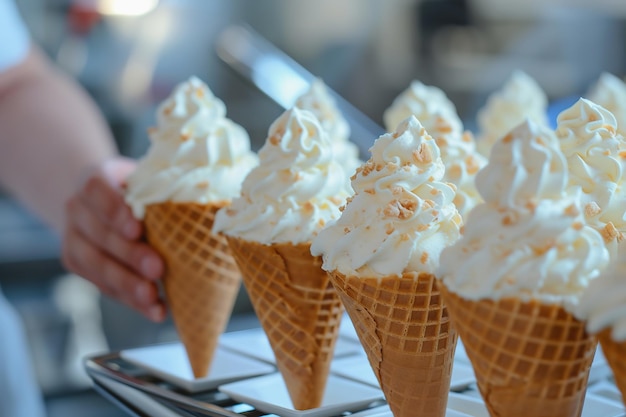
2 0 625 415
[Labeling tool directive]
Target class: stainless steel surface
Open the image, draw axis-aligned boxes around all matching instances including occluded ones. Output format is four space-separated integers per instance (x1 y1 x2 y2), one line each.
85 352 241 417
86 347 385 417
215 24 385 158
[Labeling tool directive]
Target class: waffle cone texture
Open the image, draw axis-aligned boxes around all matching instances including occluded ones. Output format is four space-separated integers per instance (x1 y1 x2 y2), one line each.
144 202 241 379
439 283 597 417
226 236 344 410
597 329 626 404
329 271 457 417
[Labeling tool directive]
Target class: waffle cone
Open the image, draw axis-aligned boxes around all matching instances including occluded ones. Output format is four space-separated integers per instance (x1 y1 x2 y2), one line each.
144 202 241 379
440 284 597 417
329 271 456 417
597 329 626 404
225 236 343 410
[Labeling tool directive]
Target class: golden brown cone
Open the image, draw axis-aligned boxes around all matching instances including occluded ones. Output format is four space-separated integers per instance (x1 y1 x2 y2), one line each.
597 328 626 404
329 271 457 417
225 236 343 410
144 202 241 379
439 283 597 417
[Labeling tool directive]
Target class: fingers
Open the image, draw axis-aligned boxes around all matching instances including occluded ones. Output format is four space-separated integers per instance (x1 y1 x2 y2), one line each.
67 195 162 281
63 157 167 322
80 174 141 239
62 226 166 322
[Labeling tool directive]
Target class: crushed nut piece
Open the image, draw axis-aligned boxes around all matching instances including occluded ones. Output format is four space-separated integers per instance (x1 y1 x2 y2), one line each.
466 156 481 175
502 211 519 226
447 165 462 177
269 134 281 145
585 202 602 218
602 222 619 242
525 199 538 212
532 240 554 255
412 143 433 164
564 203 579 217
383 199 417 219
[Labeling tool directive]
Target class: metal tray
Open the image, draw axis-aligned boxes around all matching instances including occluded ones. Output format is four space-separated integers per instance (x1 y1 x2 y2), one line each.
84 350 386 417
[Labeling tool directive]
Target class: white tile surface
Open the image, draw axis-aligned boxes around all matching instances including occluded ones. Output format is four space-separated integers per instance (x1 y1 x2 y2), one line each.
120 342 275 392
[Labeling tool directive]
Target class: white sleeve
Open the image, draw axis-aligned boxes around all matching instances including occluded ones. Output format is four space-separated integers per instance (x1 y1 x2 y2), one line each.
0 0 30 72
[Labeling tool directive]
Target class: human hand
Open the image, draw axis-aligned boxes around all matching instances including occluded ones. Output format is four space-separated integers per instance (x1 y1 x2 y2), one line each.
62 157 166 322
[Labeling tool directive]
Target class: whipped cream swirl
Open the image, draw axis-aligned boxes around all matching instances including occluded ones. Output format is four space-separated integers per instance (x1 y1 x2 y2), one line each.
294 78 361 175
476 71 549 157
587 72 626 137
577 242 626 341
555 98 626 250
439 120 609 309
311 116 462 278
383 80 485 218
213 107 352 245
125 76 258 218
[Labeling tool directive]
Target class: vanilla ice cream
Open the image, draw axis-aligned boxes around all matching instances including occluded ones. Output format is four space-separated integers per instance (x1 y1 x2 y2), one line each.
439 120 609 309
383 80 461 133
213 107 352 244
384 80 486 218
476 71 549 157
555 97 626 252
125 76 258 218
311 115 462 278
587 72 626 137
428 117 486 219
294 78 361 175
578 243 626 341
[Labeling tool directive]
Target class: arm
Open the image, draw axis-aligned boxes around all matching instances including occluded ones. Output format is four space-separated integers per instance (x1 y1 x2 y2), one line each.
0 46 165 322
0 46 114 230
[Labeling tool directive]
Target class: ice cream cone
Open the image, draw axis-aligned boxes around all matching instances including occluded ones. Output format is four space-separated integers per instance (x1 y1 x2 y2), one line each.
144 202 241 379
440 284 597 417
225 235 344 410
597 329 626 404
329 271 456 417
